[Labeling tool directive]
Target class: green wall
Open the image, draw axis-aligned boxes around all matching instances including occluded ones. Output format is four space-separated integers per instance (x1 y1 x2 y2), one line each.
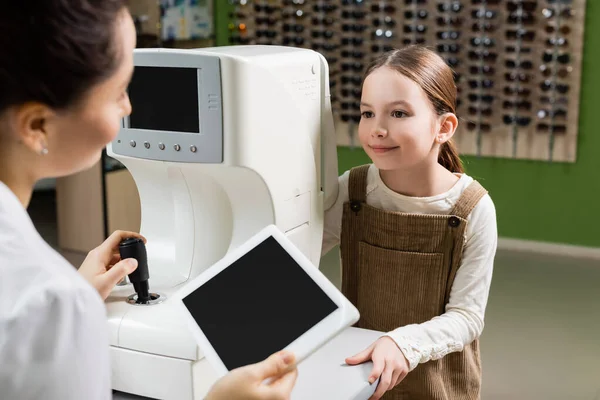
214 1 599 247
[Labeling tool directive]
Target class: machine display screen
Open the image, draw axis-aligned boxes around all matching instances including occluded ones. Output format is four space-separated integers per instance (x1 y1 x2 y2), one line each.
128 66 200 133
182 236 339 370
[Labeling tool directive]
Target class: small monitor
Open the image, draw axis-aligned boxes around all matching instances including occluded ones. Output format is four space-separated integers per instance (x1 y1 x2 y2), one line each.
173 225 360 375
128 66 200 134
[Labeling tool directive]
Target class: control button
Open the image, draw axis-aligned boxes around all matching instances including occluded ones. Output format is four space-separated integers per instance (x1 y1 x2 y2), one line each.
130 140 136 148
190 145 197 153
158 143 165 150
144 142 150 149
174 144 181 151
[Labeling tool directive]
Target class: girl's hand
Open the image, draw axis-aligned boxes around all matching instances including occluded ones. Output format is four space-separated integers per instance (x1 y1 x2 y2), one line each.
78 230 146 300
346 336 410 400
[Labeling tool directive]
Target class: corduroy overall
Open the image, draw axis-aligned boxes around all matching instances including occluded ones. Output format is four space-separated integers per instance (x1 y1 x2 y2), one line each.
340 165 488 399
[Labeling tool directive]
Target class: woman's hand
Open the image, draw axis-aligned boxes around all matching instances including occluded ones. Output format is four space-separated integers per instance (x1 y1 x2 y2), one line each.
346 336 410 400
206 350 298 400
78 230 146 300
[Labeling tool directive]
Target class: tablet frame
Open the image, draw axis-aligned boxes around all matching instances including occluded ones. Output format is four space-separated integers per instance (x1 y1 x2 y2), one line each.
171 224 360 377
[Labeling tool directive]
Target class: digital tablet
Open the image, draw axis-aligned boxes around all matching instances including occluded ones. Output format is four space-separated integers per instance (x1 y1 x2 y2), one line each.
172 224 360 377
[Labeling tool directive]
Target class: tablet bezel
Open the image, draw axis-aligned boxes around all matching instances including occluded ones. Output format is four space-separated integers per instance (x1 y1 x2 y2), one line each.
171 224 360 377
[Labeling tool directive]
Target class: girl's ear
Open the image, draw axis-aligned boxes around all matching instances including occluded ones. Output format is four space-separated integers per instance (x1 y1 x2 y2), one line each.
436 113 458 144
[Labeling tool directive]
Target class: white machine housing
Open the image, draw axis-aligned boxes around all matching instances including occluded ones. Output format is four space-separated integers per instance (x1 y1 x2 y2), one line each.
106 46 339 400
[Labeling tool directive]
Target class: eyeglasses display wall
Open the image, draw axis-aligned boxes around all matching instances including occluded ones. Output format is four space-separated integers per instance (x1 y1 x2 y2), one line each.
227 0 586 162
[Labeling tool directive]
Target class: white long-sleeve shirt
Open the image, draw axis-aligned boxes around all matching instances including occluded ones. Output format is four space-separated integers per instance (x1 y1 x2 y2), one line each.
322 165 498 371
0 182 111 400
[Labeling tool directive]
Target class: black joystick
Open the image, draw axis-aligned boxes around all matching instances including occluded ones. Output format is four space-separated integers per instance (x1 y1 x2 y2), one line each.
119 237 151 304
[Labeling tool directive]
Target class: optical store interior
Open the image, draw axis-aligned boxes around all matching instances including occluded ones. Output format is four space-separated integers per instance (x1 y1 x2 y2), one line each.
22 1 600 400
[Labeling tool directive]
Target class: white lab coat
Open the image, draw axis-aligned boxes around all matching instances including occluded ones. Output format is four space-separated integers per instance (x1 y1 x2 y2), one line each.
0 182 111 400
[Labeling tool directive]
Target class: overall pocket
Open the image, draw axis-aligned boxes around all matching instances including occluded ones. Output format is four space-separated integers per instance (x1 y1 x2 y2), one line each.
357 241 446 331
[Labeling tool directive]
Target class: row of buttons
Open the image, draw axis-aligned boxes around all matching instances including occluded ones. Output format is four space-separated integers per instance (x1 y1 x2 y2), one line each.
130 140 197 153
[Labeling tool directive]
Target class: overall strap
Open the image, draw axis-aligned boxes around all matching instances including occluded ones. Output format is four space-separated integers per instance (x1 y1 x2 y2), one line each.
348 164 370 203
450 180 488 220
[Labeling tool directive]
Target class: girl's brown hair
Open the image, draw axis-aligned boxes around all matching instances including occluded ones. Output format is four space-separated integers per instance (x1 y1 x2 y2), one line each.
362 46 464 173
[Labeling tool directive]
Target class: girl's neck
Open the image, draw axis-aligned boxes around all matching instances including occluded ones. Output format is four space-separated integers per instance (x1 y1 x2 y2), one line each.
378 162 459 198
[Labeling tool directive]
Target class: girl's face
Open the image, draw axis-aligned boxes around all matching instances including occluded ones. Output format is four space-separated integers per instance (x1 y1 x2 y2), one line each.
358 66 444 172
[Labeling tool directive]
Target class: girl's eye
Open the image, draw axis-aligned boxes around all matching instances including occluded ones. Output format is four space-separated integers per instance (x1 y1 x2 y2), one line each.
392 110 407 118
361 111 374 118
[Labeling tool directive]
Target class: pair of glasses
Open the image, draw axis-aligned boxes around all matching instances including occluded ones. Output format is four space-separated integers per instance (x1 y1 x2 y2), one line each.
472 9 497 19
540 64 573 78
505 46 532 53
438 2 462 12
342 37 364 46
437 31 460 40
468 50 497 61
504 86 531 96
470 65 495 75
507 12 536 24
468 106 493 116
254 4 277 13
543 51 570 63
403 38 427 45
405 10 428 19
282 36 304 45
373 16 396 27
371 44 395 52
469 93 494 103
503 100 532 110
537 124 566 133
469 79 494 89
542 7 574 19
283 9 306 19
541 95 568 105
507 1 536 12
341 88 361 97
467 122 491 132
445 57 459 67
506 59 533 69
342 10 367 19
313 4 337 12
341 76 362 85
313 43 338 51
503 115 531 126
283 24 303 32
341 62 363 72
471 37 495 47
405 25 427 33
437 16 463 26
372 4 396 12
472 22 496 32
311 30 334 38
438 43 460 53
545 24 571 34
312 16 335 25
506 29 535 41
343 24 367 32
340 114 361 123
537 109 567 119
341 101 360 110
256 30 277 38
540 80 570 93
374 29 394 38
342 50 364 58
546 37 569 47
505 72 531 82
255 17 276 25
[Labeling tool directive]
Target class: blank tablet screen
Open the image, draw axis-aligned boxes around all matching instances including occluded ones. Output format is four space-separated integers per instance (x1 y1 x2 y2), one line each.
182 236 339 370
